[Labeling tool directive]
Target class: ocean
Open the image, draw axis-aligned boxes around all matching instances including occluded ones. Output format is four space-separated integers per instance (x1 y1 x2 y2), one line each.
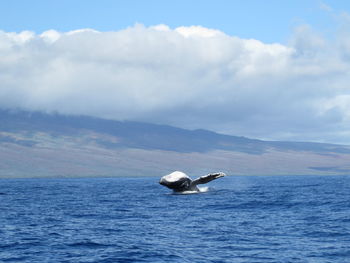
0 175 349 263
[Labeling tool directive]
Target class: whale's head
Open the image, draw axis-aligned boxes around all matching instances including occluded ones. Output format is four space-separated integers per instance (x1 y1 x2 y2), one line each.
159 171 192 192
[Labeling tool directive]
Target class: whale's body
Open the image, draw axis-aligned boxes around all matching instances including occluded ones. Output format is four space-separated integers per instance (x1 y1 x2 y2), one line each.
159 171 225 192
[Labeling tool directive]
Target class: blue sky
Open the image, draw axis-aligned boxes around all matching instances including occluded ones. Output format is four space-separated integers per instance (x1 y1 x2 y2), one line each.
2 1 350 144
1 0 348 43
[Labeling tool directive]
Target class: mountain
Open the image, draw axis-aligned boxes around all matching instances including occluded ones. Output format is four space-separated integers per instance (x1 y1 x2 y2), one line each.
1 109 350 178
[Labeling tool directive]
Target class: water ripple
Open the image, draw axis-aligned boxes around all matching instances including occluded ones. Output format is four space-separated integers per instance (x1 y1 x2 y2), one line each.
0 176 349 262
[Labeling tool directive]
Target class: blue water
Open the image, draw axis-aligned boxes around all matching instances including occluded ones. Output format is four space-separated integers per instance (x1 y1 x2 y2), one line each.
0 176 350 263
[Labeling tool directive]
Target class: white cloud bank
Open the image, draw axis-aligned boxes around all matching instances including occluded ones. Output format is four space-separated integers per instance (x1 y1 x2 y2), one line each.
1 24 350 143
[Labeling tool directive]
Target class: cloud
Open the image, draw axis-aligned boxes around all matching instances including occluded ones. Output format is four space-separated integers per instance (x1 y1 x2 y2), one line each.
320 2 333 12
1 23 350 143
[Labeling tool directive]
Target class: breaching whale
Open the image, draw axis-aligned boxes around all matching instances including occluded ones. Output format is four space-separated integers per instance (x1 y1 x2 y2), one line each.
159 171 225 193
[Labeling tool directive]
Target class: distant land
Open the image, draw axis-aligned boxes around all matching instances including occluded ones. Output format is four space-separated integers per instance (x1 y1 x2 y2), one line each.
1 109 350 178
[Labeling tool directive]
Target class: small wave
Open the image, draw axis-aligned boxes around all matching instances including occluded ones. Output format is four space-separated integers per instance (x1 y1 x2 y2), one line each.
0 242 20 249
2 256 29 262
304 230 348 238
67 241 109 248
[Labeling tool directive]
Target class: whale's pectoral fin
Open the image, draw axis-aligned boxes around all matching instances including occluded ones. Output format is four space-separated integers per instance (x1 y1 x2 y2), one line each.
191 172 226 186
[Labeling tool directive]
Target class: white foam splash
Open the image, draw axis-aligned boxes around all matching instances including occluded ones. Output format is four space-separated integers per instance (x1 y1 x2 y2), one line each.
198 186 210 193
173 186 210 195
